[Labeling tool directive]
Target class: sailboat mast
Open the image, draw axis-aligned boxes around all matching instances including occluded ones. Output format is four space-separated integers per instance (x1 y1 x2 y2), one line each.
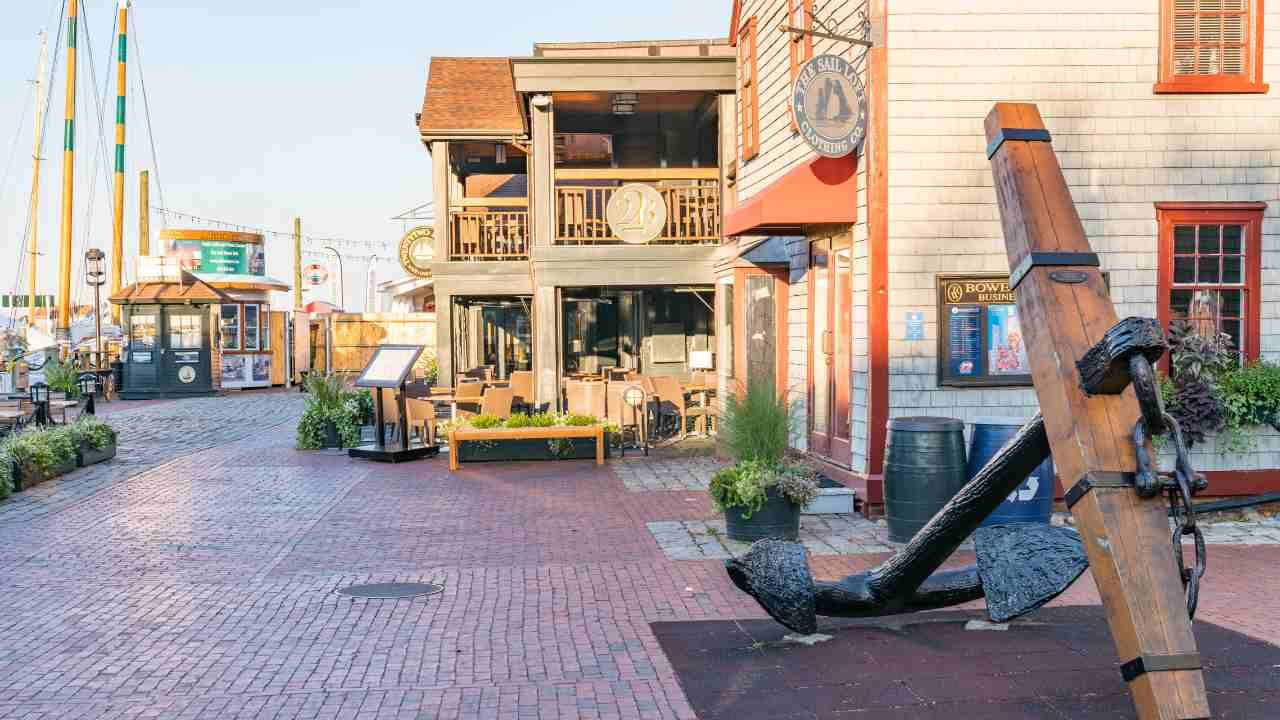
111 0 129 323
27 32 49 327
56 0 79 345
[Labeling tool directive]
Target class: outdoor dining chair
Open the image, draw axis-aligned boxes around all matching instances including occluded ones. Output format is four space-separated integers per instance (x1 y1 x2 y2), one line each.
651 376 712 439
454 381 484 414
458 386 514 420
404 398 438 447
508 371 534 412
565 381 606 419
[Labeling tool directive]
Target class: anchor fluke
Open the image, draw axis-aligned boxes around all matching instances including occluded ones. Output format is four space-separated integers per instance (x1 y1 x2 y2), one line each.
974 523 1090 623
726 539 818 635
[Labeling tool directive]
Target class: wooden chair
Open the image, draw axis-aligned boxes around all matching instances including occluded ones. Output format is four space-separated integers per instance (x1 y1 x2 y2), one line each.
565 380 606 420
405 398 438 446
508 371 534 411
651 376 712 438
459 386 514 419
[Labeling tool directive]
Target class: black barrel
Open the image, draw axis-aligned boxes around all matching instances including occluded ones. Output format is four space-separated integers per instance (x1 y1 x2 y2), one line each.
883 416 968 543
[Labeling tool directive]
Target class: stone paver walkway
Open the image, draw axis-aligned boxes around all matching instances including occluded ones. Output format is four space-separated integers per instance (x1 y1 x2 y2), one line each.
0 397 1277 719
612 454 722 492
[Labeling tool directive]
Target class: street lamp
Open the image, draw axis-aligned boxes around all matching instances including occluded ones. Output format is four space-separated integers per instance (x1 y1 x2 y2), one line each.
323 245 345 310
85 248 106 369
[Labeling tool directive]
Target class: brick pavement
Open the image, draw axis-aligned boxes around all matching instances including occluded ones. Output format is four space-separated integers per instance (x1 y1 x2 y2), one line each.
0 395 1277 719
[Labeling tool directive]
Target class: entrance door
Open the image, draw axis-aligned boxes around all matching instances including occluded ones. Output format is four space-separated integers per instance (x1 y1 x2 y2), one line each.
126 307 160 392
162 308 212 394
809 234 853 465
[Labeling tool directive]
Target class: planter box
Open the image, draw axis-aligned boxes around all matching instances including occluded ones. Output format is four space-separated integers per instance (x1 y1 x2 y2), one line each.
803 475 856 515
724 487 802 542
13 457 77 492
448 425 610 470
77 442 117 468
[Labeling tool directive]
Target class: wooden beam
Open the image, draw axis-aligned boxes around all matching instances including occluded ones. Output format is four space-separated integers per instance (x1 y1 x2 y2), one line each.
985 102 1209 720
554 167 719 181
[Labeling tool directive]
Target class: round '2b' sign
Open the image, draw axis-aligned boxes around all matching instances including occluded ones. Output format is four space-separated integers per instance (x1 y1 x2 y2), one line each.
793 54 867 158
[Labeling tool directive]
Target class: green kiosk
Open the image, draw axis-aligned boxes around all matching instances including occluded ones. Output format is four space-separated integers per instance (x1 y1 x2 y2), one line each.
111 265 228 400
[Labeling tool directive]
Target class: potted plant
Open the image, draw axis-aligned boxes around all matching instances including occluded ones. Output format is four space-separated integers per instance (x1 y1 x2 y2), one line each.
296 373 362 450
446 412 619 464
68 416 118 467
710 381 818 542
0 446 15 500
3 426 78 491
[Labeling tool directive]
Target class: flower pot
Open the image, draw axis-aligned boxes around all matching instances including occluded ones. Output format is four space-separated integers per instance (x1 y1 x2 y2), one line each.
77 442 117 468
14 457 77 492
724 487 801 542
322 421 342 449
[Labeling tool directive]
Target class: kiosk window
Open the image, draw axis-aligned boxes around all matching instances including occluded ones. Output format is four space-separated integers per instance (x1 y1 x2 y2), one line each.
130 314 156 352
244 305 260 351
220 305 241 351
260 307 271 351
937 275 1032 387
170 315 203 350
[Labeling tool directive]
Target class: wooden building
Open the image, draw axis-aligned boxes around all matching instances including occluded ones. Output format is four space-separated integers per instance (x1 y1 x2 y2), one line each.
416 40 737 405
724 0 1280 500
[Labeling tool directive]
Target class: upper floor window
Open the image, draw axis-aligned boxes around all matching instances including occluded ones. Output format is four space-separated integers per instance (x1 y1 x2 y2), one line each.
1156 0 1268 93
738 17 760 161
1157 203 1264 367
789 0 815 131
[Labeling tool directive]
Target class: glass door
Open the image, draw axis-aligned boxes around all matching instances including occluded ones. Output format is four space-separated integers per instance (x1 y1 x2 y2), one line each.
163 308 211 393
809 243 832 457
808 233 853 465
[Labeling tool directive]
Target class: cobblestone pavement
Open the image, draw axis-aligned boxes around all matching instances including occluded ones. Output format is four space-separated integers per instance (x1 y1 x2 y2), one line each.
612 453 722 492
0 403 1278 719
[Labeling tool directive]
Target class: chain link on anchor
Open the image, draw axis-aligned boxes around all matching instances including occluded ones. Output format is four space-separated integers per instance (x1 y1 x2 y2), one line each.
1130 355 1208 619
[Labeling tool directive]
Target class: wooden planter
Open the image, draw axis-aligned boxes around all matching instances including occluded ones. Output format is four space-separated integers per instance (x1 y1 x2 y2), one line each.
77 442 117 468
13 457 77 492
448 425 608 471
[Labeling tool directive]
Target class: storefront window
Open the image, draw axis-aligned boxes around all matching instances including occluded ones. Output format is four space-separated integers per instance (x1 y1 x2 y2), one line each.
220 305 241 350
244 305 260 351
260 306 270 351
745 275 776 387
723 284 734 377
130 314 156 352
170 314 203 350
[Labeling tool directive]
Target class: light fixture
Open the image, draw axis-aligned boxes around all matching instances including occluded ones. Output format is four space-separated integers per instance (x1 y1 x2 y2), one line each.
531 94 552 108
495 143 507 164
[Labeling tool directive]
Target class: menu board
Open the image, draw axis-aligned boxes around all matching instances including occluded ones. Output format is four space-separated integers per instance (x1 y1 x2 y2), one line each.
937 275 1032 387
356 345 425 389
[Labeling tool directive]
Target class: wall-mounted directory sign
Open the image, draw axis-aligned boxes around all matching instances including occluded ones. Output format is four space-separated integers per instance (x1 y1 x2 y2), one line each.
936 275 1032 388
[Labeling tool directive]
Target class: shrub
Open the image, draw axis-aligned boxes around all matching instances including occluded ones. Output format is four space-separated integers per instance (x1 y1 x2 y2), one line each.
3 426 77 478
527 413 557 428
708 458 819 518
0 448 13 499
720 380 793 465
469 414 502 429
296 373 362 449
355 389 375 425
562 413 597 427
42 360 81 398
68 416 117 450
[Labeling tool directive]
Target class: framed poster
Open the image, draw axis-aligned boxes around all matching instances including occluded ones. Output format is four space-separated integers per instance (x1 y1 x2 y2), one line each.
936 275 1033 388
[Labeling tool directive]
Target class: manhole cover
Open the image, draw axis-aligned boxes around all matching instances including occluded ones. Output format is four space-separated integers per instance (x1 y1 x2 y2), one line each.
336 582 444 599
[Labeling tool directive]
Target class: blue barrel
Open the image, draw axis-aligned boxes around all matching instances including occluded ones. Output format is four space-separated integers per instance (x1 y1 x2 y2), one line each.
967 417 1055 526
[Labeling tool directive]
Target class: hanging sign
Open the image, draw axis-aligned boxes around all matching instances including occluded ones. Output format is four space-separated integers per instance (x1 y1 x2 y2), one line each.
606 183 667 244
793 54 868 158
304 263 329 286
399 226 435 278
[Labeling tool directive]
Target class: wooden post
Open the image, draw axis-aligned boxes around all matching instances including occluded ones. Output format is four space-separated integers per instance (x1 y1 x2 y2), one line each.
110 0 129 324
293 217 303 310
138 170 149 255
57 0 80 346
985 102 1209 720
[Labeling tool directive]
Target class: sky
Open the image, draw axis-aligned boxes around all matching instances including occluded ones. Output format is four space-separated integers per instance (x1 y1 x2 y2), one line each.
0 1 728 314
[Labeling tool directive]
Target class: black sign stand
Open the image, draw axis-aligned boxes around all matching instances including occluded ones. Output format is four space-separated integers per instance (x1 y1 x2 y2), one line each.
348 344 440 464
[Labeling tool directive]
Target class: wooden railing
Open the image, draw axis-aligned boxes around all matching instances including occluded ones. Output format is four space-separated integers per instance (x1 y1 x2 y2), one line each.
449 209 529 260
554 168 721 246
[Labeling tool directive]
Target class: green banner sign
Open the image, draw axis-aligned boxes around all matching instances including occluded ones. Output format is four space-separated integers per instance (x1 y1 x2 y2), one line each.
169 239 265 276
1 295 54 308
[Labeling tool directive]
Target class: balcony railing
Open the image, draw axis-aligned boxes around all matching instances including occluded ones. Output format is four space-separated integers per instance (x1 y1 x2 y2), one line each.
449 203 529 261
554 168 721 246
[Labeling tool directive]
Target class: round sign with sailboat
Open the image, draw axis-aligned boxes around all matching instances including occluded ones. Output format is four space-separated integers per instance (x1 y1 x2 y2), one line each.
793 54 867 158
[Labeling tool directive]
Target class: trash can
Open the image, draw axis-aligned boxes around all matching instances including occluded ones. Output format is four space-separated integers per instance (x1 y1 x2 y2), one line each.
967 416 1055 526
883 416 968 543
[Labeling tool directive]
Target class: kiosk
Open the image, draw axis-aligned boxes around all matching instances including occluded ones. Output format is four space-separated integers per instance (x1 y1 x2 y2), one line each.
349 344 439 463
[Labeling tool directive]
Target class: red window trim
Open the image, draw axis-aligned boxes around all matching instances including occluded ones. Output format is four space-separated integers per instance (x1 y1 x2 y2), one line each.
738 17 760 161
1155 0 1268 94
788 0 814 131
1156 202 1264 368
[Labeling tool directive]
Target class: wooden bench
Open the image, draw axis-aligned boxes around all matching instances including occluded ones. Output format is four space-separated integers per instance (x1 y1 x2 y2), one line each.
447 425 605 471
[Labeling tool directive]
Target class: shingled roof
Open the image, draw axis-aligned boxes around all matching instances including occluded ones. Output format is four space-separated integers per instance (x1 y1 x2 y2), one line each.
418 58 526 140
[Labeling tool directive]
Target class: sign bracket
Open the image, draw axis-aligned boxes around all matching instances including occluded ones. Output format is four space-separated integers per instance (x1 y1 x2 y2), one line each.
778 2 874 49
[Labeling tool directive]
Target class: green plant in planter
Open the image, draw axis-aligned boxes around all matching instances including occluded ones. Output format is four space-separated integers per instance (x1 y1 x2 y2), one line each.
354 389 375 425
469 414 503 429
296 373 362 449
709 458 819 518
0 447 14 499
68 416 117 451
562 413 597 427
42 360 81 398
3 426 77 478
503 414 534 429
720 380 793 465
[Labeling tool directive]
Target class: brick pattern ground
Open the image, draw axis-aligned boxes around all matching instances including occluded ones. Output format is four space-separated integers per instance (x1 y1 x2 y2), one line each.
0 395 1277 719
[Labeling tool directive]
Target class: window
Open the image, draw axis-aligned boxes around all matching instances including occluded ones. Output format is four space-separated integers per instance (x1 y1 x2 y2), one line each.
261 307 271 351
130 314 156 353
738 17 759 161
722 283 735 377
1157 0 1267 93
243 304 260 351
220 305 241 351
789 0 814 131
1157 203 1263 365
169 314 203 350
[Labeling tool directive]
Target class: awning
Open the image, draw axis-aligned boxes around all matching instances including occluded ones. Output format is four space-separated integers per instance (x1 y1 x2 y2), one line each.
724 154 858 237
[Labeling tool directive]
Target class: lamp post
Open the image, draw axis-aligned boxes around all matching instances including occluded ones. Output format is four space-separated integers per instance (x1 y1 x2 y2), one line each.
85 248 106 369
323 245 345 310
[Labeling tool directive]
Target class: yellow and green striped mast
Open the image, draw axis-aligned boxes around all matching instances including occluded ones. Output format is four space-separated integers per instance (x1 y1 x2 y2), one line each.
56 0 79 346
110 0 130 323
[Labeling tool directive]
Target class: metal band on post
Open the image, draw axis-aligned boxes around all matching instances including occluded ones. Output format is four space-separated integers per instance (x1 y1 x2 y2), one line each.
1008 251 1100 292
985 127 1052 159
1064 471 1136 510
1120 653 1203 683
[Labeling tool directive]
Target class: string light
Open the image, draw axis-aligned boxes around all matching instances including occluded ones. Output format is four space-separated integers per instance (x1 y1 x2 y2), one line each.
150 206 393 255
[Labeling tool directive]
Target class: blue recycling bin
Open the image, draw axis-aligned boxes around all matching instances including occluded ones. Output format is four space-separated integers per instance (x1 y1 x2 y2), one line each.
967 417 1055 526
